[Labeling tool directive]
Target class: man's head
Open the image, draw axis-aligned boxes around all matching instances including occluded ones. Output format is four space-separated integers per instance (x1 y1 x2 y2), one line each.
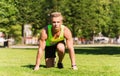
50 12 63 20
50 12 63 31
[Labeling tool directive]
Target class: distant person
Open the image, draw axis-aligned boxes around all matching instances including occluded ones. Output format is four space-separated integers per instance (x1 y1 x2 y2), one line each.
34 12 78 70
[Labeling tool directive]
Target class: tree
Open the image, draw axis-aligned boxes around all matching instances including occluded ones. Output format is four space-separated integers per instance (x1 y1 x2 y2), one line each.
0 0 19 38
1 0 120 44
108 0 120 38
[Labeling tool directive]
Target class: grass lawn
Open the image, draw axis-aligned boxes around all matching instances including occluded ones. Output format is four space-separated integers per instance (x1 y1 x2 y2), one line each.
0 47 120 76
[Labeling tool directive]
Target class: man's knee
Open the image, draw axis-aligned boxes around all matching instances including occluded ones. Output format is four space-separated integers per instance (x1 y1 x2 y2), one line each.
57 43 65 51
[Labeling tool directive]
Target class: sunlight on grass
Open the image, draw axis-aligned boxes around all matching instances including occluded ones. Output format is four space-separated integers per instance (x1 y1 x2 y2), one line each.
1 47 120 76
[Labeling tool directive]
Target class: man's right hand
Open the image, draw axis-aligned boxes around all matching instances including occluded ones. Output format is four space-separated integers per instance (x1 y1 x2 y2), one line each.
34 65 39 70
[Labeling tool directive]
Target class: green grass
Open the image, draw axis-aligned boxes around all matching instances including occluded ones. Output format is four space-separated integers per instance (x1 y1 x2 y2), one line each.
1 47 120 76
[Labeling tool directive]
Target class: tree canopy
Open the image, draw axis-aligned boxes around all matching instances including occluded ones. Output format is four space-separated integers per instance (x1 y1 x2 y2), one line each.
0 0 120 43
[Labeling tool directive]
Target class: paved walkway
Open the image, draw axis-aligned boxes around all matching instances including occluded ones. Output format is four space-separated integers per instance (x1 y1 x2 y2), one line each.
9 44 120 48
9 45 38 48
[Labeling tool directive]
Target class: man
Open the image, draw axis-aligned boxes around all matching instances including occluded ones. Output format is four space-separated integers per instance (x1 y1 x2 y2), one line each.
34 12 78 70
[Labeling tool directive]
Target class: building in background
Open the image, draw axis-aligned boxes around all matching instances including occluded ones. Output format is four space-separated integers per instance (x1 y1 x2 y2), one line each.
24 24 38 45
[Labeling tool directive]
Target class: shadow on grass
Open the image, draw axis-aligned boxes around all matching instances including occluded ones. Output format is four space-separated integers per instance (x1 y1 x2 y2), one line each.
21 64 46 70
13 46 120 55
70 47 120 55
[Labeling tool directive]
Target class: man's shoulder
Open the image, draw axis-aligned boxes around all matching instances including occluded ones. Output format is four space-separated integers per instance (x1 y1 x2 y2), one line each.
63 26 72 37
63 26 70 32
41 26 49 36
41 25 48 31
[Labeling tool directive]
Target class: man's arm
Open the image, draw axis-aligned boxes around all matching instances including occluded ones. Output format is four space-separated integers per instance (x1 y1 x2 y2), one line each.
34 29 47 70
64 27 78 70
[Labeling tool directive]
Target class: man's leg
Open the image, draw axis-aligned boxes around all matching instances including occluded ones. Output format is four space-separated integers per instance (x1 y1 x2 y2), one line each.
45 45 56 68
57 43 65 68
45 58 55 68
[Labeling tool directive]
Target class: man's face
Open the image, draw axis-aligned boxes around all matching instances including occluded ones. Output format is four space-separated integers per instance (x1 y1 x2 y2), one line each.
52 16 63 30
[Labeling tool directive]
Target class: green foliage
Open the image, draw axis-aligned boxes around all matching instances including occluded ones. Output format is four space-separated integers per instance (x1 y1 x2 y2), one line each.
0 0 120 41
0 0 18 25
108 0 120 37
62 0 119 39
9 24 22 43
0 0 19 39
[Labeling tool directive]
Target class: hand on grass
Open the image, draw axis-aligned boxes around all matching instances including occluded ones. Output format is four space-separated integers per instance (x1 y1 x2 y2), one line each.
34 65 39 70
72 65 78 70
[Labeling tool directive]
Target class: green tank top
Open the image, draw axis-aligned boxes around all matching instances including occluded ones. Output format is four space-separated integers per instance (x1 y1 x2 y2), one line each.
46 25 65 46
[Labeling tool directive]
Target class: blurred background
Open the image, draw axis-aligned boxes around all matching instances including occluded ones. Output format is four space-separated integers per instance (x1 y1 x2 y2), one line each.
0 0 120 47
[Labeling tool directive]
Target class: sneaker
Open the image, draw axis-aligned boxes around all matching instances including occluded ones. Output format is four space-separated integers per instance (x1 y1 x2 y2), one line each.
72 65 78 70
57 63 63 69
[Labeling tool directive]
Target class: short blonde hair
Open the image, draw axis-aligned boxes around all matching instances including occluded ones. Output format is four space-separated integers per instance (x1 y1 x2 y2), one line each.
50 12 63 20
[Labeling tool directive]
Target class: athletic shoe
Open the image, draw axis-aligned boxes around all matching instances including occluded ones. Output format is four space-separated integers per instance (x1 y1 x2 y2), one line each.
57 63 63 69
72 65 78 70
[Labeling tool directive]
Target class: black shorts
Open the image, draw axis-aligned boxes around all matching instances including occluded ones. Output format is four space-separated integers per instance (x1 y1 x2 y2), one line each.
45 40 65 58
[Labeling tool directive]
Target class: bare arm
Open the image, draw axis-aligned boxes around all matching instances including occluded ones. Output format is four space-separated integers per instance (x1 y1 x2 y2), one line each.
64 27 78 70
34 28 47 70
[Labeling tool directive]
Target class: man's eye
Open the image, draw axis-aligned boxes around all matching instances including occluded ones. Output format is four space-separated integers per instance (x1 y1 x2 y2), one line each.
52 21 60 23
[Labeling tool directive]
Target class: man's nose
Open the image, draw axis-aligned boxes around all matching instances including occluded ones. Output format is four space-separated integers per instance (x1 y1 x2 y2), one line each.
55 22 58 25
